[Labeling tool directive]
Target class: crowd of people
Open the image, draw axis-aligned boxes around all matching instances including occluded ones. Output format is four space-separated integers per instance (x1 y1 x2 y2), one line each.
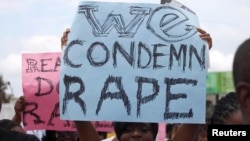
1 25 212 141
1 0 250 141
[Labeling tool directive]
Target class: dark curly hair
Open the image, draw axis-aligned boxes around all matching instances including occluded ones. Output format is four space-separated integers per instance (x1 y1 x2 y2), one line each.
0 119 21 130
209 92 240 124
114 122 158 141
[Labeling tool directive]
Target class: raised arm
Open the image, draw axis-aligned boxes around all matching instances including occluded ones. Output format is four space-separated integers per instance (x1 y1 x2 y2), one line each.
12 96 26 124
172 124 200 141
61 28 100 141
74 121 100 141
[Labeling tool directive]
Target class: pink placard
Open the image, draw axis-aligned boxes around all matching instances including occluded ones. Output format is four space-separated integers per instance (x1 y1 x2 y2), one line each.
22 52 114 132
22 52 75 131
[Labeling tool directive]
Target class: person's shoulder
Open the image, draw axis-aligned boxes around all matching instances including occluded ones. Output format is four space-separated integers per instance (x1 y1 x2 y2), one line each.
0 127 15 140
0 128 39 141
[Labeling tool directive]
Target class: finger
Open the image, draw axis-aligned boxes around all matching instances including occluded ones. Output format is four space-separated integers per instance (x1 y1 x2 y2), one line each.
201 34 211 41
63 29 70 37
20 96 25 101
196 27 206 34
20 96 26 104
65 28 70 33
61 37 66 45
199 34 212 49
61 28 70 49
63 31 68 37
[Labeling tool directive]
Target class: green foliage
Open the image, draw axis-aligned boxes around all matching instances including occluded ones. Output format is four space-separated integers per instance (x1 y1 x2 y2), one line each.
0 75 11 103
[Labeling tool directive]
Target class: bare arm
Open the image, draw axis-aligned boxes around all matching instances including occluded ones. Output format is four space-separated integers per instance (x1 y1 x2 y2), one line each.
61 29 99 141
172 124 200 141
75 121 100 141
12 96 26 124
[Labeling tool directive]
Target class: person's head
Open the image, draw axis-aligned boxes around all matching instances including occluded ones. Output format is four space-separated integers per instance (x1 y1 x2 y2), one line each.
42 130 78 141
233 38 250 124
114 122 158 141
0 119 26 134
209 92 243 124
55 131 78 141
42 130 56 141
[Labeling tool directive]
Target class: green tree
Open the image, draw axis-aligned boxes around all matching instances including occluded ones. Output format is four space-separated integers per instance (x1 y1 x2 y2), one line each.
0 75 12 103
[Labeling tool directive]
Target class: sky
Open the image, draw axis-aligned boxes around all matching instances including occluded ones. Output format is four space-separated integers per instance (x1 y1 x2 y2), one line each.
0 0 250 97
